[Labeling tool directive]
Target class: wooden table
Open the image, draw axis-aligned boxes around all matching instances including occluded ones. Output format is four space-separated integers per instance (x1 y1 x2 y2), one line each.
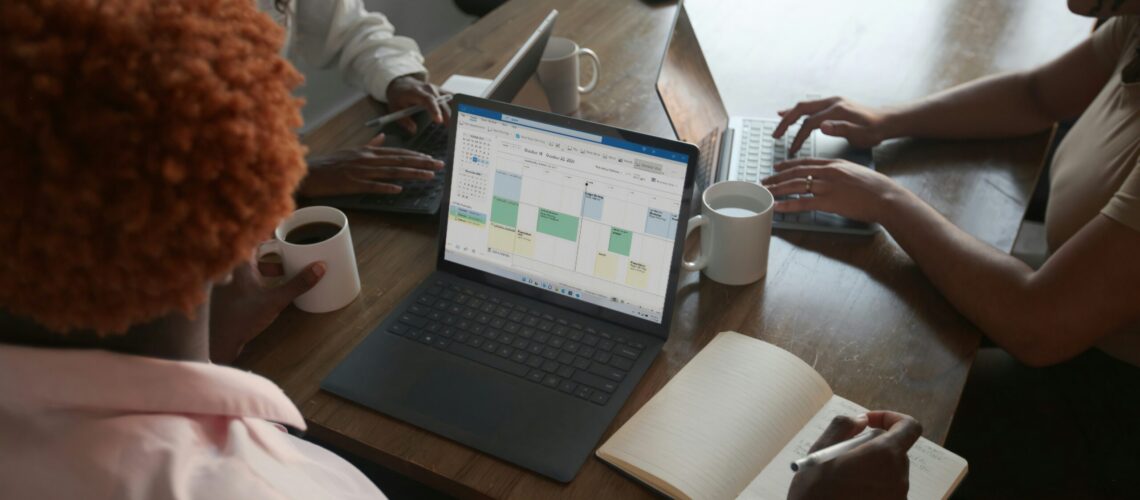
236 0 1093 497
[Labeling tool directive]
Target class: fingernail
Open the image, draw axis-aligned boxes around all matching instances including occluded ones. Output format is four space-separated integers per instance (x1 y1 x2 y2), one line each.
312 262 327 279
855 414 869 426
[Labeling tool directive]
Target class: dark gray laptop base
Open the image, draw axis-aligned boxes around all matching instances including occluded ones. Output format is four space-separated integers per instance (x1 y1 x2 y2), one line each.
322 272 662 482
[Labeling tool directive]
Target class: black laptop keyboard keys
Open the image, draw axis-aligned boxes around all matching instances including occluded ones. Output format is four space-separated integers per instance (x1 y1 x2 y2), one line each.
409 122 449 160
387 281 644 405
358 170 445 213
347 123 449 214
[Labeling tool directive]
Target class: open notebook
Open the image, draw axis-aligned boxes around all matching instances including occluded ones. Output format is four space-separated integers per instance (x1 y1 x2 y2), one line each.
596 331 967 500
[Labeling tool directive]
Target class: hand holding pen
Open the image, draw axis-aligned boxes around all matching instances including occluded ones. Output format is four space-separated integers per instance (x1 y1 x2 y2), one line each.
379 75 453 133
365 94 454 129
791 427 885 472
787 411 923 500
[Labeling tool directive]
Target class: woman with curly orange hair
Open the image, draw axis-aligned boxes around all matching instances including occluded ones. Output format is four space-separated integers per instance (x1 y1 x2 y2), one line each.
0 0 386 497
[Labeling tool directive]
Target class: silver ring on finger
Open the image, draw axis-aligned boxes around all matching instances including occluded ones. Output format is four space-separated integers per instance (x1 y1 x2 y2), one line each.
805 174 814 194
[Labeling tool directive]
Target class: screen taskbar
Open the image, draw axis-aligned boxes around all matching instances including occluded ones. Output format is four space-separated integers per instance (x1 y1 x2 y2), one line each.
444 248 664 324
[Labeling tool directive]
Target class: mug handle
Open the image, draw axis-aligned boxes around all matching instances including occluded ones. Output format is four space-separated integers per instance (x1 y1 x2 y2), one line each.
681 215 709 272
256 239 281 261
578 48 600 93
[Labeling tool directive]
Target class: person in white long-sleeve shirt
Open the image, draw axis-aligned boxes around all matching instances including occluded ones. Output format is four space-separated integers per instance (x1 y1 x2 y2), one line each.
262 0 452 198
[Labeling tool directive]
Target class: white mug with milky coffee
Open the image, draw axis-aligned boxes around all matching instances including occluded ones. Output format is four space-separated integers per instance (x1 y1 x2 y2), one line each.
682 181 774 286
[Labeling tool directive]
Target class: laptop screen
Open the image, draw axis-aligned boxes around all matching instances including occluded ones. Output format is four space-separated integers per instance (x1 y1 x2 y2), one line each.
443 103 689 324
655 6 728 195
483 10 556 102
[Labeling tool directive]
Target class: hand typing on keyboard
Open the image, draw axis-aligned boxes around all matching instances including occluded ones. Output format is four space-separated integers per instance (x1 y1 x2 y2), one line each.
761 157 904 225
299 132 445 197
772 96 890 155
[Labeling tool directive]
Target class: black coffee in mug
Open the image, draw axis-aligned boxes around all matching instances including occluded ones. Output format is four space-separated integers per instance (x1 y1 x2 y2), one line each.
284 221 342 245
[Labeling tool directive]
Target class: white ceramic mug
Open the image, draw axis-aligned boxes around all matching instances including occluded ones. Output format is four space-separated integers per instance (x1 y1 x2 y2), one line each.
682 181 775 286
537 37 601 114
258 206 361 313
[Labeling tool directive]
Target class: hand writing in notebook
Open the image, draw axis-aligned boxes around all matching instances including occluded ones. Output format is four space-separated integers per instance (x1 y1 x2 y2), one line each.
787 411 922 500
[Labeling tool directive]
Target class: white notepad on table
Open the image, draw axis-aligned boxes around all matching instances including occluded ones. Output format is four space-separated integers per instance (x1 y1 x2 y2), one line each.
596 331 967 500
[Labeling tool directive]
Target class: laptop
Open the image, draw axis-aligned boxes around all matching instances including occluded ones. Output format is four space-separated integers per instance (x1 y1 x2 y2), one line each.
307 10 559 216
656 6 878 235
321 94 698 482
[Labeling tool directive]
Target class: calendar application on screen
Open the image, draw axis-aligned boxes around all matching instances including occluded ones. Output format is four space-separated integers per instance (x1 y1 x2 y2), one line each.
443 104 688 323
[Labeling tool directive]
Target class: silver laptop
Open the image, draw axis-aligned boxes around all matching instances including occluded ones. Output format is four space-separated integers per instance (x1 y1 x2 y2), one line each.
655 6 878 235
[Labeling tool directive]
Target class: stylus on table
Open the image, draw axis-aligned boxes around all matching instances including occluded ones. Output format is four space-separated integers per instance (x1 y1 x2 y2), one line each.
364 94 454 128
790 427 885 472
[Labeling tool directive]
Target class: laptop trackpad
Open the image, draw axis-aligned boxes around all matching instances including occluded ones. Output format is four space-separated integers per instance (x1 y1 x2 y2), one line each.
403 365 516 436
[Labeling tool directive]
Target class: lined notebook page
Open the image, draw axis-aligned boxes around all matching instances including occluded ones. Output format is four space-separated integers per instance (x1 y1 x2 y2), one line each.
739 395 968 500
596 332 833 500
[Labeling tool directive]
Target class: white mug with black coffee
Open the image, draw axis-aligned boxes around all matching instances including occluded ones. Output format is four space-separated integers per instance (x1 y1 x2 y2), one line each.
258 205 361 313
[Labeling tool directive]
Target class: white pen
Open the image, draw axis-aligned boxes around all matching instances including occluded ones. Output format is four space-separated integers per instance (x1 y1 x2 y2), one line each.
791 428 885 472
364 94 453 128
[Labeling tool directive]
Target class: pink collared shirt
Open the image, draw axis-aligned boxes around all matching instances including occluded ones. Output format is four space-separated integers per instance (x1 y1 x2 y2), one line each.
0 344 386 500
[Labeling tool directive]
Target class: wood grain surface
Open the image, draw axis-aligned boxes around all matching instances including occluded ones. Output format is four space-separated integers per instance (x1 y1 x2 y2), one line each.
236 0 1094 497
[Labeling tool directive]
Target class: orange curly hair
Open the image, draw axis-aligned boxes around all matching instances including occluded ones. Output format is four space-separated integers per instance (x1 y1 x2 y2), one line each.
0 0 308 334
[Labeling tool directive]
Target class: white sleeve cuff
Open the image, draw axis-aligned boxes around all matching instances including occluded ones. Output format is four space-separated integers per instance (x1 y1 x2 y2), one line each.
365 60 428 103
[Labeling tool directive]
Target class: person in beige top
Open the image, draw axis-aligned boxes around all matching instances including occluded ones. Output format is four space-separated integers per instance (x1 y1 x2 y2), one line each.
767 5 1140 368
763 0 1140 497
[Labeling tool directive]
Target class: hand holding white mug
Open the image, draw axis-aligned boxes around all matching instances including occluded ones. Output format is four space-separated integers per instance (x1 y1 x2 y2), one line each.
538 37 601 114
257 206 361 313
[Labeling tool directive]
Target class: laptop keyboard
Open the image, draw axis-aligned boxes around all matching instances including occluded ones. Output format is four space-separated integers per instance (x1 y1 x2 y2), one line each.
734 118 814 182
694 128 721 194
385 280 647 406
357 123 449 212
734 118 821 225
409 122 450 160
358 173 444 210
